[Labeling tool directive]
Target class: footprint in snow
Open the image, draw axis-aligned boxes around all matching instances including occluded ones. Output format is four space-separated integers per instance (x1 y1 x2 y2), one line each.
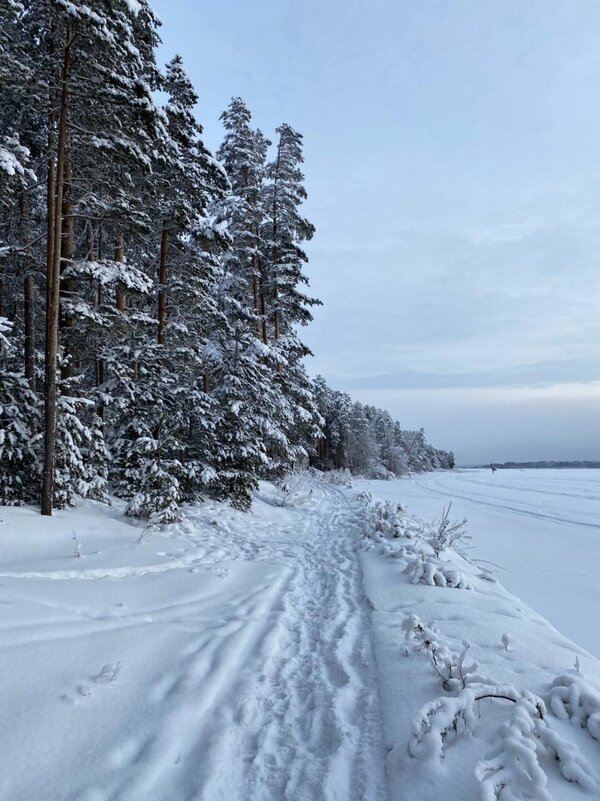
60 663 122 703
92 662 122 684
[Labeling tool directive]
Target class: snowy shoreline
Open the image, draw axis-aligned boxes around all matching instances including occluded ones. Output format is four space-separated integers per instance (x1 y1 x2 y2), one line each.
356 485 600 800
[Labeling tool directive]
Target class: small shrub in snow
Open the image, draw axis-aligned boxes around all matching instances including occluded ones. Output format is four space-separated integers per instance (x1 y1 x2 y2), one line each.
476 695 551 801
430 640 480 692
404 554 473 589
549 674 600 741
400 614 442 660
429 503 469 557
363 500 422 542
360 498 478 592
323 468 353 488
409 681 597 797
273 471 313 507
400 615 482 691
477 692 597 799
537 726 597 790
408 688 478 760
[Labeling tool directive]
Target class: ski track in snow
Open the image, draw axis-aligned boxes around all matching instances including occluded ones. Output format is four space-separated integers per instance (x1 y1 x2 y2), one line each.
63 481 389 801
413 475 600 530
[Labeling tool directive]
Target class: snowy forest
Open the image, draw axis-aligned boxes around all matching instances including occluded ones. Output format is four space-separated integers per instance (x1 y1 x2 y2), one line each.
0 0 453 524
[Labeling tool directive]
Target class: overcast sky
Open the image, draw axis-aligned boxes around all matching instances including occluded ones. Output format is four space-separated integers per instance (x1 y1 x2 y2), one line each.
152 0 600 464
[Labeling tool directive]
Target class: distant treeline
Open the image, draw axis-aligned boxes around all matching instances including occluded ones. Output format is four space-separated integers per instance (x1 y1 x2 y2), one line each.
481 461 600 470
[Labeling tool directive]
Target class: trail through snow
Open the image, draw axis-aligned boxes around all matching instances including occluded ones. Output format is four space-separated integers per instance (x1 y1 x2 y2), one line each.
0 480 387 801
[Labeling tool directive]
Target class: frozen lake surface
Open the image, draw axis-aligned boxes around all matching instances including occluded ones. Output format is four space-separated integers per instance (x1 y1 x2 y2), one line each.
356 468 600 658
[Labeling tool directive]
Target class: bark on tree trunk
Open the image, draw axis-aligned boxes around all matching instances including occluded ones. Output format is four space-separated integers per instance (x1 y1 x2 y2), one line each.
60 152 75 377
24 275 35 392
157 225 168 345
41 34 71 516
19 191 35 389
274 307 280 340
260 285 268 345
252 257 262 340
115 234 126 311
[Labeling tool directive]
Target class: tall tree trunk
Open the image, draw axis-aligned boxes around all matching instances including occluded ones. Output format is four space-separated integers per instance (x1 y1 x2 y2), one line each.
115 234 126 311
260 283 268 345
251 254 262 340
157 225 168 345
19 190 35 389
42 33 71 516
24 275 35 392
274 307 280 340
60 151 75 377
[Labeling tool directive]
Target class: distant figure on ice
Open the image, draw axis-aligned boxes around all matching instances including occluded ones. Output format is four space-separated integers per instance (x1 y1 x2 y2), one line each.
490 462 497 474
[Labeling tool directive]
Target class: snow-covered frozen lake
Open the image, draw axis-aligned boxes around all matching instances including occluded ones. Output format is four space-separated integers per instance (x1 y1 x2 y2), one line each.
356 468 600 659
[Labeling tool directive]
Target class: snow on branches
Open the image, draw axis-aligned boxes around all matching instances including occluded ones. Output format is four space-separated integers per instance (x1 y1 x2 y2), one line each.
359 495 474 589
549 674 600 741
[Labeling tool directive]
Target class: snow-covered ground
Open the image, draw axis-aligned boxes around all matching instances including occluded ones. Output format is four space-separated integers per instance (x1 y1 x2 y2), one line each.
1 469 599 800
356 468 600 659
0 480 387 801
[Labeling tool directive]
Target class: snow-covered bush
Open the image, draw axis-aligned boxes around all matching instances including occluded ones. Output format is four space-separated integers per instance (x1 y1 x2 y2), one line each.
363 499 423 542
401 615 480 691
409 689 478 760
273 471 314 507
476 692 597 798
404 554 473 589
408 669 598 797
429 503 469 557
400 614 440 656
430 641 480 692
476 695 551 800
549 674 600 741
322 468 353 487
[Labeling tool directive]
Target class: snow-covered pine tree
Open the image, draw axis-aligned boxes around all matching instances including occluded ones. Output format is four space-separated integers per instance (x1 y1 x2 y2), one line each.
263 124 319 338
215 98 290 504
261 123 323 470
110 55 231 519
26 0 172 515
218 98 269 334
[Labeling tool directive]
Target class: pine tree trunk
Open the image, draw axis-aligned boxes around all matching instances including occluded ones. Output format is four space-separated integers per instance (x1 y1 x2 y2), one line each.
260 285 268 345
24 275 35 392
157 225 168 344
85 220 94 261
60 152 75 377
252 257 261 340
274 307 280 340
115 234 126 311
19 190 35 390
41 34 71 517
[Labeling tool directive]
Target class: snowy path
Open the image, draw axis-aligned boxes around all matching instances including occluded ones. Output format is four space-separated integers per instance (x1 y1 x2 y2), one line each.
0 481 387 801
355 468 600 659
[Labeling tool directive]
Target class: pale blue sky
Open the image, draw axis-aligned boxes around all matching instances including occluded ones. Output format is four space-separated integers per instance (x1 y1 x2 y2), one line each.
153 0 600 463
